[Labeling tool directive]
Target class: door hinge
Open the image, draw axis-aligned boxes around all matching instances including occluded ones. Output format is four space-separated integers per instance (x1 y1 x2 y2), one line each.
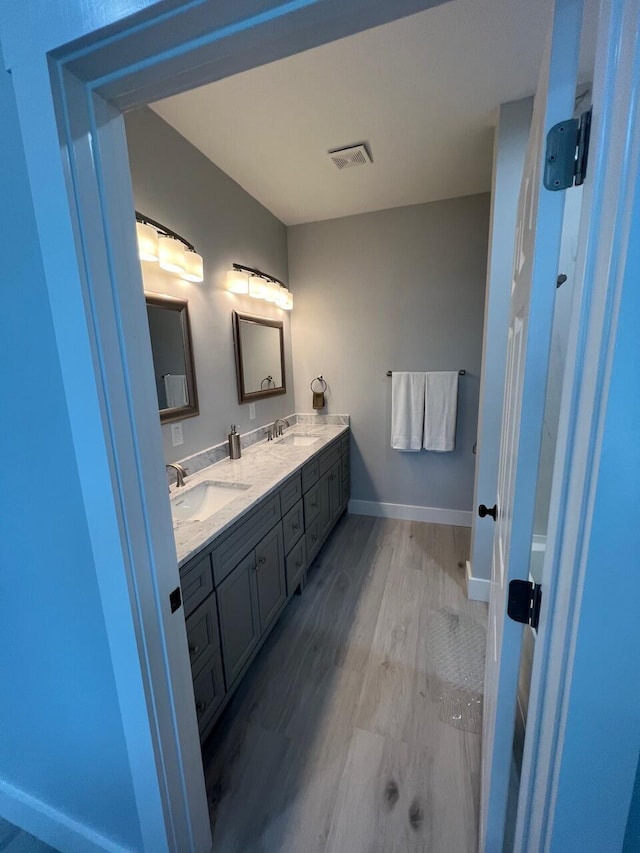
169 586 182 613
507 579 542 630
544 107 592 191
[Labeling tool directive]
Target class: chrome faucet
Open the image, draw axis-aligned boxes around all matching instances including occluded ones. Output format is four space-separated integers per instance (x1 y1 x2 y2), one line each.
269 418 289 440
166 462 188 488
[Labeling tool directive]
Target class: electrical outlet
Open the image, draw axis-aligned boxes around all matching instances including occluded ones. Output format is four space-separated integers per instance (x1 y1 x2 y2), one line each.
171 422 184 446
249 403 256 420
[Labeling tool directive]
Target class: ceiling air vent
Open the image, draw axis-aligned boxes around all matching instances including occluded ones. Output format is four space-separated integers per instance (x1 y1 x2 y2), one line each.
328 143 372 170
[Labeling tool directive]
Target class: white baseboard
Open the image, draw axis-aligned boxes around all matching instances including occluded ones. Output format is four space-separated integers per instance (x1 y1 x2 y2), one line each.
466 560 491 602
348 499 472 527
0 778 129 853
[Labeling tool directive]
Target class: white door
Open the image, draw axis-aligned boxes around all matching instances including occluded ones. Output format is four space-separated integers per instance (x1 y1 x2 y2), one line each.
479 1 584 849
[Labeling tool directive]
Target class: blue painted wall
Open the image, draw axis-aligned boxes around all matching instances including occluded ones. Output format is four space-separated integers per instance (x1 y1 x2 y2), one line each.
0 44 141 851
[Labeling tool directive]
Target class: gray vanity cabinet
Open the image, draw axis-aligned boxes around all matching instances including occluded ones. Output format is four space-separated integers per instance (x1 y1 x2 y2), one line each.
254 523 286 633
180 427 350 743
217 551 261 689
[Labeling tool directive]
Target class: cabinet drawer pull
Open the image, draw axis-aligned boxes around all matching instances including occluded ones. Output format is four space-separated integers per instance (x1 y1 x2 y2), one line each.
188 644 200 656
196 700 207 713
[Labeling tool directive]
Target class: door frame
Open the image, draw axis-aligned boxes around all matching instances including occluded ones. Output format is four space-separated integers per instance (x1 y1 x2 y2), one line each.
1 1 448 850
512 0 640 847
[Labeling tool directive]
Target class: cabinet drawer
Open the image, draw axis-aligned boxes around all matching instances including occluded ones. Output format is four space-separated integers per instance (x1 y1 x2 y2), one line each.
193 646 225 738
319 442 341 476
286 536 306 596
306 515 321 565
304 481 320 526
180 552 214 619
211 493 280 586
340 433 350 456
185 592 220 675
279 473 302 517
301 458 320 492
282 500 304 555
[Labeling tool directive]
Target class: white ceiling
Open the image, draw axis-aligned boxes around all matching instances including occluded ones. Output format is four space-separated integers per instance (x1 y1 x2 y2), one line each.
151 0 596 226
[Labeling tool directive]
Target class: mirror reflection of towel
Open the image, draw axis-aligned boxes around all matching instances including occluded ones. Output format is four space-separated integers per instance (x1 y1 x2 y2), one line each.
164 374 188 408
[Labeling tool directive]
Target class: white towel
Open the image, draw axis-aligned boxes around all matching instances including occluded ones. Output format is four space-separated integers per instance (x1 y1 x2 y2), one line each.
424 371 458 451
164 374 188 408
391 372 426 451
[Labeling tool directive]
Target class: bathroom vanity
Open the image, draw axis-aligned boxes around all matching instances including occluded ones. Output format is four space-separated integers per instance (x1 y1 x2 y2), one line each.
171 423 350 742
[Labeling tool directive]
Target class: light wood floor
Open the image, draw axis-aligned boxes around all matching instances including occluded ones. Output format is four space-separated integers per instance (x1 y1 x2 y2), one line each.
203 514 487 853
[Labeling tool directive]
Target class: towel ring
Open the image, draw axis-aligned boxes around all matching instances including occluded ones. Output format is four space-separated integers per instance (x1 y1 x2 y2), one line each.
260 375 275 390
310 376 327 393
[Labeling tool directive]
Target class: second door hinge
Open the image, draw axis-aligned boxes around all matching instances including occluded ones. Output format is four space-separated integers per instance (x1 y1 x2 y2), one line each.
507 579 542 631
544 107 592 191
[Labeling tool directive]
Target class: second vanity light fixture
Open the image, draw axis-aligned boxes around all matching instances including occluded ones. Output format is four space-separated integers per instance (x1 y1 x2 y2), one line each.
135 212 204 283
226 263 293 311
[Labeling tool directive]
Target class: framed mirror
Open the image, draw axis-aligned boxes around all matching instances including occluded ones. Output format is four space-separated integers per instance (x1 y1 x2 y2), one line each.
232 311 286 403
145 292 199 423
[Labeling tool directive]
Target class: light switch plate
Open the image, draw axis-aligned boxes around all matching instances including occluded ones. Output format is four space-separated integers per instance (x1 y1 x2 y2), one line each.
249 403 256 420
171 422 184 446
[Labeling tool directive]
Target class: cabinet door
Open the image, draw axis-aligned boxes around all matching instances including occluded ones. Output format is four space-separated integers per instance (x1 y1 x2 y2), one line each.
255 523 286 633
217 551 260 689
328 459 342 524
193 646 225 740
318 470 332 542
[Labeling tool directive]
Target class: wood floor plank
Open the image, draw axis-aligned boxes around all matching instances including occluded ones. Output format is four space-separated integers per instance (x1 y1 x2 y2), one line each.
204 515 487 853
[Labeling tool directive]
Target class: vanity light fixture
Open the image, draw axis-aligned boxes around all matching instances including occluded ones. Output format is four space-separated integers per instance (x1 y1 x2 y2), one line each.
135 212 204 282
227 262 293 311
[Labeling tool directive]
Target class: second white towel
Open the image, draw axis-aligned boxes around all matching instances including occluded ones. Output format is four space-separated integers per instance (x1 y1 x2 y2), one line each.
424 371 458 451
391 372 426 451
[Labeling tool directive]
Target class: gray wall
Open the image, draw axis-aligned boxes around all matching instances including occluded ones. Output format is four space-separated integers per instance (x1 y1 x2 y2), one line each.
125 108 293 464
289 195 490 511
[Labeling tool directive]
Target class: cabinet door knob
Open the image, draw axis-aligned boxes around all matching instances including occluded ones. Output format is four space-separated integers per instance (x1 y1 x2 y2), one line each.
296 561 303 568
478 503 498 521
258 555 266 565
195 700 207 713
292 523 300 531
311 534 318 542
188 644 200 656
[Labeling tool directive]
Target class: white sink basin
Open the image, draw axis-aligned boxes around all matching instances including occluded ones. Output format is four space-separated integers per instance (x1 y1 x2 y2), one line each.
275 433 321 447
171 480 250 523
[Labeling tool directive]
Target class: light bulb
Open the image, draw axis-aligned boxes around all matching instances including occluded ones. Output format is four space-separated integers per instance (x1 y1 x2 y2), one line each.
249 275 267 299
181 251 204 282
226 269 249 294
136 222 159 261
158 236 186 274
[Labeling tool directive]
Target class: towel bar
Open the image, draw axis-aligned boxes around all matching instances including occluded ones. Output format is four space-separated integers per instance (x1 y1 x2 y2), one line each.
386 369 465 376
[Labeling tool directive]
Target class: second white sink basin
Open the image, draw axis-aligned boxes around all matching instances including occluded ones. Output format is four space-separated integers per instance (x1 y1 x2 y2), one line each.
171 480 250 523
275 434 321 447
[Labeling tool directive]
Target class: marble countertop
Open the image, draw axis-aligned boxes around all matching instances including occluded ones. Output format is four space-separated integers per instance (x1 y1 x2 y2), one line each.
171 422 349 567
